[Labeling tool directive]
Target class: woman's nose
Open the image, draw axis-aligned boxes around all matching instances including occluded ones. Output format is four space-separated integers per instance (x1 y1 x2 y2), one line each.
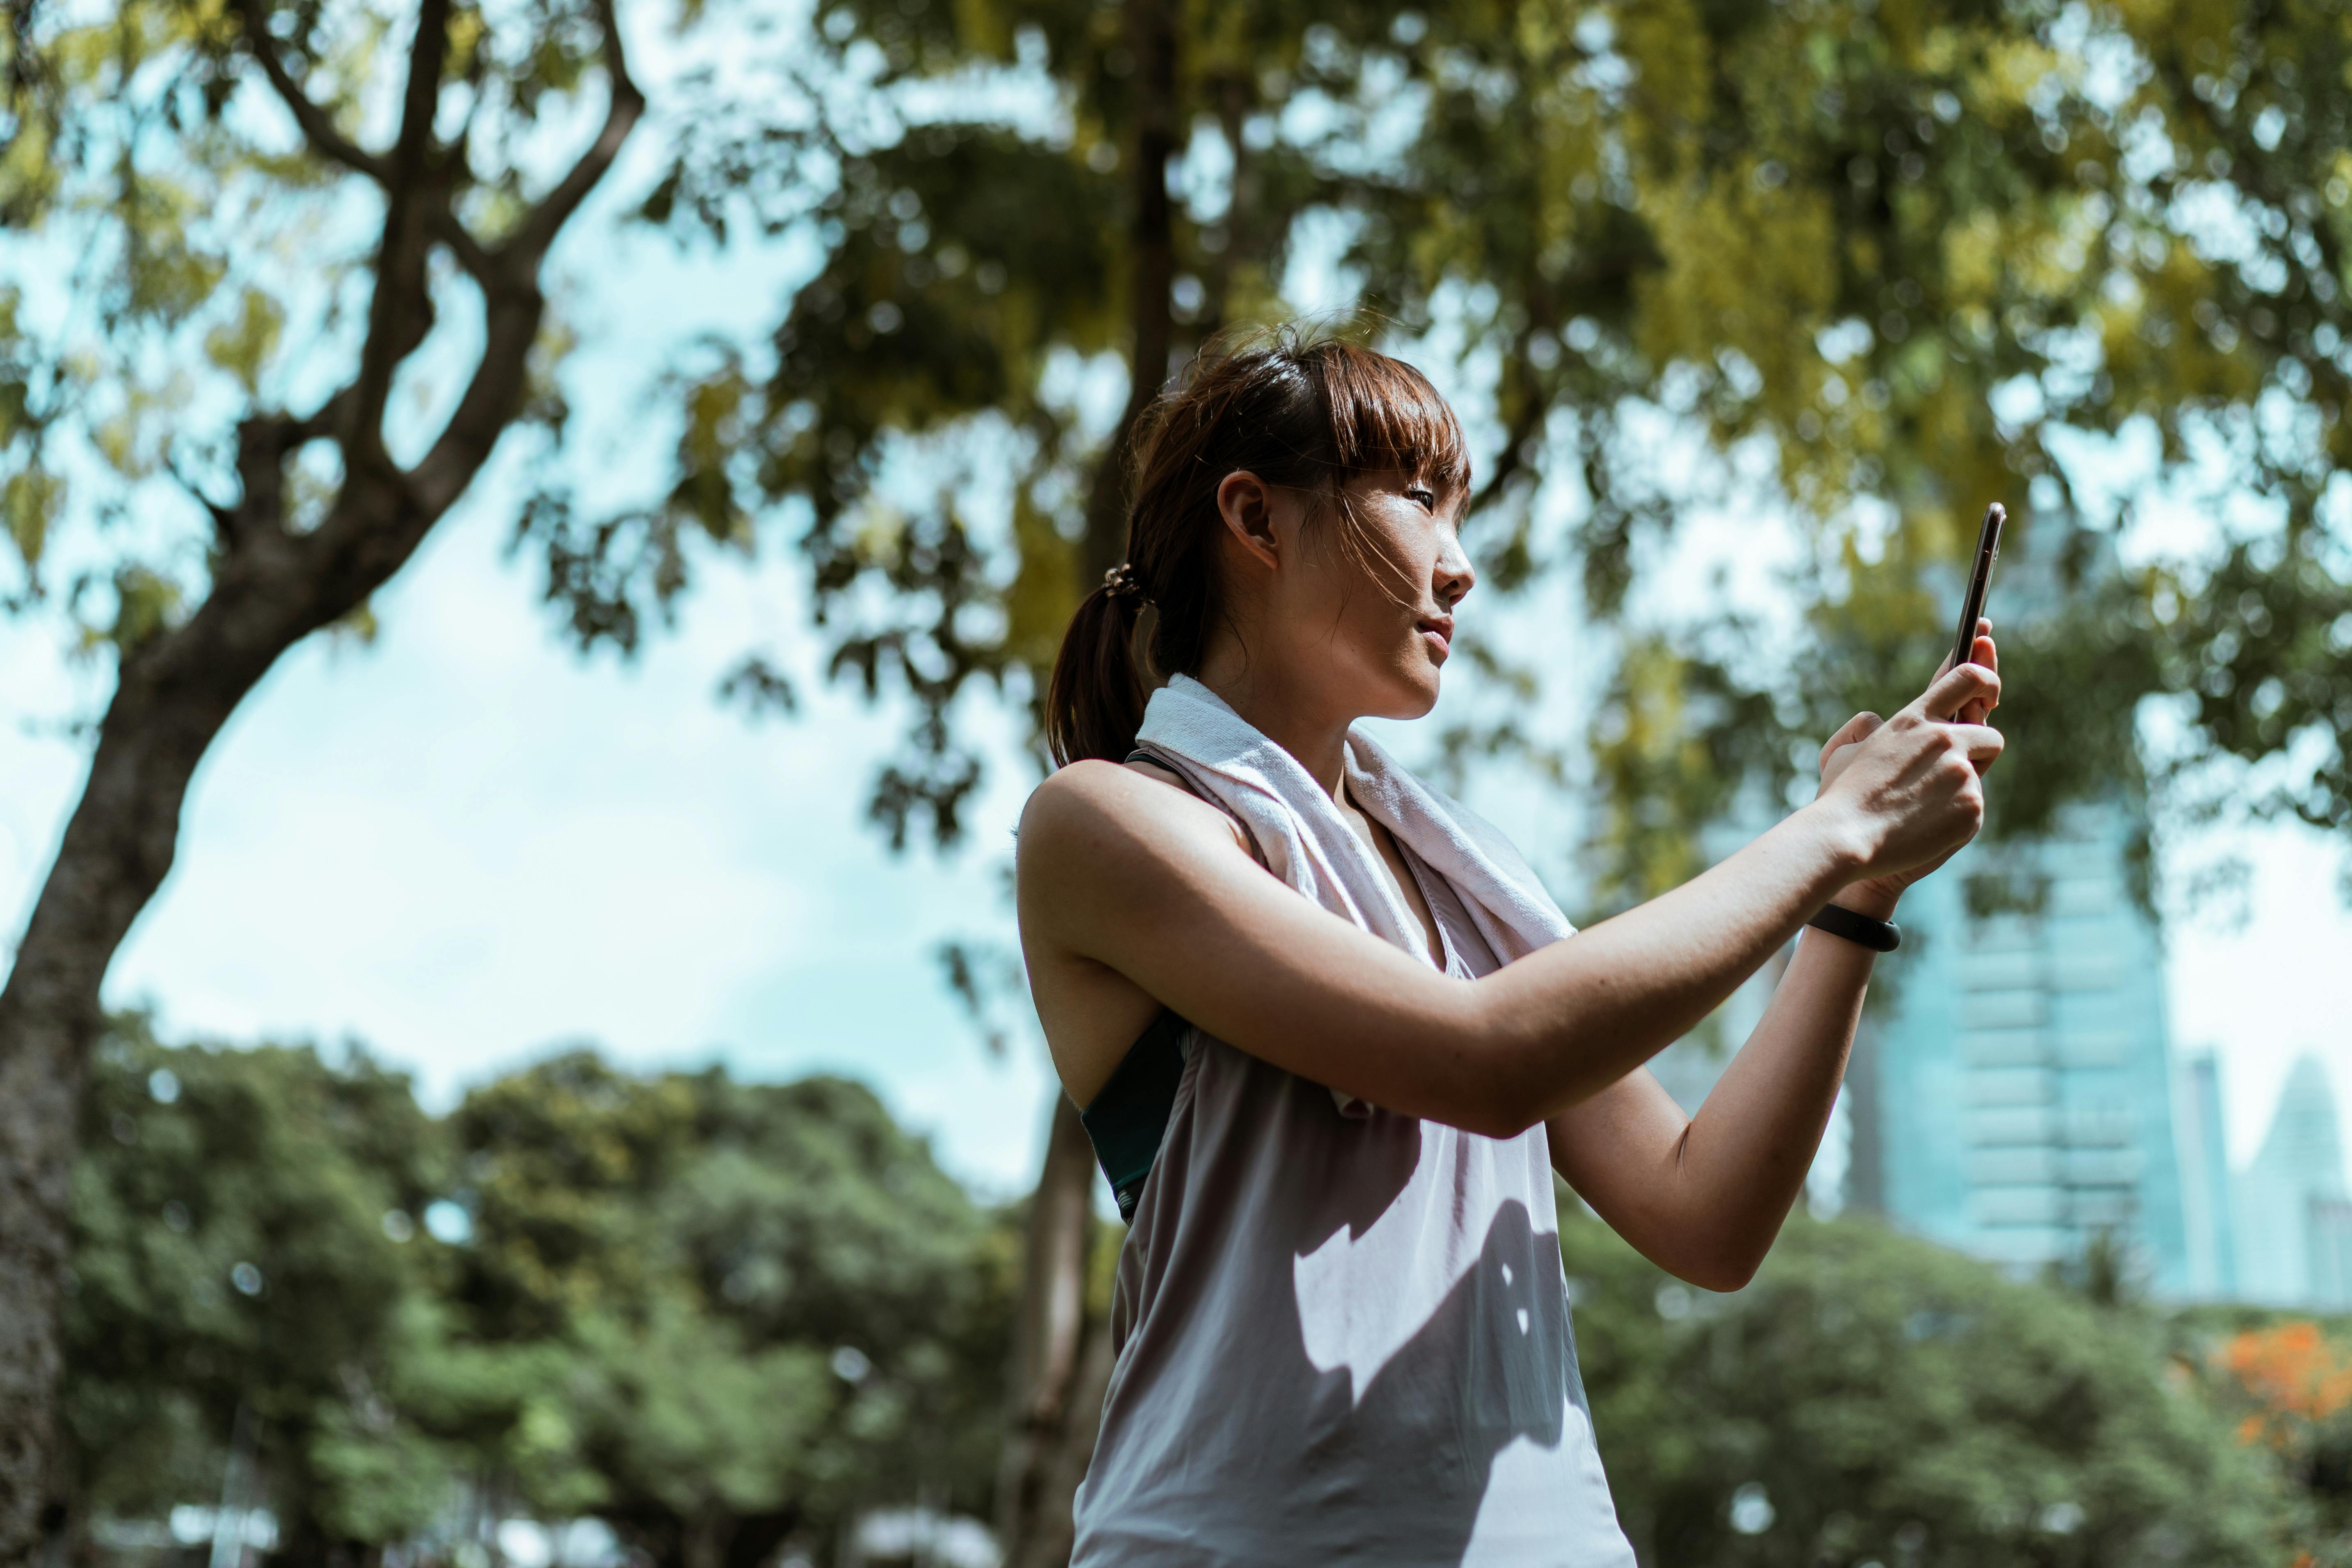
1437 538 1475 606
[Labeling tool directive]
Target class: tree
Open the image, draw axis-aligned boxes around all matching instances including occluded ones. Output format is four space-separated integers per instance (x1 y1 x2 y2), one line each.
445 1052 1016 1568
62 1028 1019 1568
0 0 643 1544
61 1016 464 1563
1559 1209 2290 1566
2202 1315 2352 1561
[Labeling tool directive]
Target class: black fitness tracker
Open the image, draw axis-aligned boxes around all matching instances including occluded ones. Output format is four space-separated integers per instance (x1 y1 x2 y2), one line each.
1806 902 1901 952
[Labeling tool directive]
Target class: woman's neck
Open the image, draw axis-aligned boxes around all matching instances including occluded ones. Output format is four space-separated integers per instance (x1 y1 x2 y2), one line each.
1193 645 1355 807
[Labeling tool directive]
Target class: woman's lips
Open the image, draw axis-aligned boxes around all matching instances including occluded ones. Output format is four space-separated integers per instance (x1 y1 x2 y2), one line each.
1417 617 1453 660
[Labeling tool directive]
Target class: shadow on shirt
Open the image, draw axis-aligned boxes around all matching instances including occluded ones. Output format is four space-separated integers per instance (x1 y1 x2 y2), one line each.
1083 1057 1600 1566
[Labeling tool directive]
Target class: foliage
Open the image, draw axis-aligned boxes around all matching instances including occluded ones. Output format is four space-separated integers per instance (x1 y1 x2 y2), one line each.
2204 1317 2352 1559
489 0 2352 888
1561 1208 2293 1567
0 0 643 644
63 1015 465 1558
447 1052 1018 1568
62 1028 1016 1568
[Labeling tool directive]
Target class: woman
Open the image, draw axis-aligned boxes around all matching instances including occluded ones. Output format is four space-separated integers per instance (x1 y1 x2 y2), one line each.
1016 332 2001 1565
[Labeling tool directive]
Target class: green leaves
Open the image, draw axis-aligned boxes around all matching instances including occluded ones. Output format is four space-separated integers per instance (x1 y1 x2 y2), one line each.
64 1017 454 1535
64 1026 1015 1565
1566 1213 2292 1566
3 464 58 575
202 285 285 394
441 1057 1015 1561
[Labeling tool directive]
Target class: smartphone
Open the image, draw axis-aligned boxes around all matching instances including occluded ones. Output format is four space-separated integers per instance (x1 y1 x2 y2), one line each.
1948 501 2005 681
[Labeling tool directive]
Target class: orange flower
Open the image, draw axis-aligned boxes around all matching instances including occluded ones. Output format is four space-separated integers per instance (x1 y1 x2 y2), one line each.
2219 1322 2352 1447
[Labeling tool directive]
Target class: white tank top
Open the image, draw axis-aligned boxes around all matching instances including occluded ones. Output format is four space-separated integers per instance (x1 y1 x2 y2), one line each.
1071 841 1637 1566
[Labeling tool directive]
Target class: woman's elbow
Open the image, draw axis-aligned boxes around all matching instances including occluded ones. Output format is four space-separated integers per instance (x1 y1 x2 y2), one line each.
1447 998 1586 1140
1664 1233 1769 1294
1672 1254 1761 1294
1458 1101 1543 1142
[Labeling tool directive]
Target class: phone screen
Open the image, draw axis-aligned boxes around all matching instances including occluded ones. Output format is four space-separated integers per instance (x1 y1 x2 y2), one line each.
1949 502 2005 679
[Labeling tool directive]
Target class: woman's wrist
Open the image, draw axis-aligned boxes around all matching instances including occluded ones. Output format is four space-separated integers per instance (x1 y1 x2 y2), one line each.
1827 882 1902 922
1792 798 1876 890
1786 799 1900 921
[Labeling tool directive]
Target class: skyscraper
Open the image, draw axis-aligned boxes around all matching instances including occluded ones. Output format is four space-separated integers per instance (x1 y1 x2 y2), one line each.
2176 1051 2239 1297
1844 801 2200 1294
2232 1055 2352 1307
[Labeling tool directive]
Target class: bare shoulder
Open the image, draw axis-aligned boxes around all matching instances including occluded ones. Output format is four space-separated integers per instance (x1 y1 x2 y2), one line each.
1019 759 1259 1104
1018 758 1249 874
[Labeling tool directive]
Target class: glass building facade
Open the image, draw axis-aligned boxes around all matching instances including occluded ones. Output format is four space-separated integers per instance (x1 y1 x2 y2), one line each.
1843 802 2202 1294
2230 1054 2352 1307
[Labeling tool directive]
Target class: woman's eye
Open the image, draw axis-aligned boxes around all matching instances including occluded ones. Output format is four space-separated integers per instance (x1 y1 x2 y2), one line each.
1406 486 1435 510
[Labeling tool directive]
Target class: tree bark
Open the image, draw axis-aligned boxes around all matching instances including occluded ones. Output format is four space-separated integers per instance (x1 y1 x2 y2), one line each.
0 7 639 1556
1004 1302 1114 1568
1079 0 1180 586
995 5 1181 1564
993 1096 1100 1558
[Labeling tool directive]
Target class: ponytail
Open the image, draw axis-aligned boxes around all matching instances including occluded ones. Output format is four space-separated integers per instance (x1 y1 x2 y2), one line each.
1044 570 1152 766
1042 325 1469 770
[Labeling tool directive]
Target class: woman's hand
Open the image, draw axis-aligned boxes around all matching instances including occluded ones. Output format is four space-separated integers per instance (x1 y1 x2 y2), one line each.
1811 620 2004 917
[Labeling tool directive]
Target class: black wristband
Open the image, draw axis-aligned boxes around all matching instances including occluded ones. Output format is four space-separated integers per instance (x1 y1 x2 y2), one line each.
1807 902 1901 952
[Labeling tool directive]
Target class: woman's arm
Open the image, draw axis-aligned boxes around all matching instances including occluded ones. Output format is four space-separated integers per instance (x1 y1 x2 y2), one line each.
1018 661 2000 1138
1548 628 2004 1291
1544 917 1881 1291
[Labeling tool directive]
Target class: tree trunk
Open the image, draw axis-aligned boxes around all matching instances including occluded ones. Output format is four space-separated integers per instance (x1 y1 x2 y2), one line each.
993 1096 1100 1557
1079 0 1179 585
0 6 640 1552
1003 1304 1114 1568
995 3 1180 1562
0 560 324 1561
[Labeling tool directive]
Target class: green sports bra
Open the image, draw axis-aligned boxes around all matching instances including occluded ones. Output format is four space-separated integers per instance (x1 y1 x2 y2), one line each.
1080 1006 1190 1223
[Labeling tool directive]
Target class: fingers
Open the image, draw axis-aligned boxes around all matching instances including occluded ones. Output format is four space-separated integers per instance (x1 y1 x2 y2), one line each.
1932 619 1993 677
1819 711 1883 770
1959 622 2000 721
1912 659 2000 722
1948 722 2004 766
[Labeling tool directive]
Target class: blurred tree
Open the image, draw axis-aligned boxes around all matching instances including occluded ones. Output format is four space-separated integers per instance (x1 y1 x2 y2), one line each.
63 1029 1016 1568
446 1052 1016 1568
2205 1317 2352 1560
1560 1209 2292 1566
0 0 645 1544
62 1016 467 1563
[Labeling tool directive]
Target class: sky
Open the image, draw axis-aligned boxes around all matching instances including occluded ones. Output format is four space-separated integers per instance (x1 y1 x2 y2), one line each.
5 21 2352 1201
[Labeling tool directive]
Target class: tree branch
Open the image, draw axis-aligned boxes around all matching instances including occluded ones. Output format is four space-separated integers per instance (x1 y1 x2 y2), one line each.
505 0 645 267
229 0 388 182
347 0 453 459
1466 381 1545 519
431 207 497 286
358 0 646 539
165 449 238 544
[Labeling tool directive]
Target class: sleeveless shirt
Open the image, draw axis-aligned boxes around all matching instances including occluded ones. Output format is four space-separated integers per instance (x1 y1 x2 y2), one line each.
1069 835 1637 1566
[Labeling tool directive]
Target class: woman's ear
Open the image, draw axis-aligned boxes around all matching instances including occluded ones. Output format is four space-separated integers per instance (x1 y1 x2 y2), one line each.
1215 470 1283 573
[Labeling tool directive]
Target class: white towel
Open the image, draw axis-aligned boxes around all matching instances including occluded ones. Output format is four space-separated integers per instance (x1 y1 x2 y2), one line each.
1132 675 1575 1112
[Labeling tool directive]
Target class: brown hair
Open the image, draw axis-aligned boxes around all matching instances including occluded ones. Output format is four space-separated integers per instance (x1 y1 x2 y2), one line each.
1045 327 1471 767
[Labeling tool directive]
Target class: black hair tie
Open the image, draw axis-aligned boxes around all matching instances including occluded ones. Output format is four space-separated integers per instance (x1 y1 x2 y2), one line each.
1103 564 1153 607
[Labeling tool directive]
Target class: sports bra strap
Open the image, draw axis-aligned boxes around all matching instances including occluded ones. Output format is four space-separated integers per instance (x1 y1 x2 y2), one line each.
1125 745 1265 869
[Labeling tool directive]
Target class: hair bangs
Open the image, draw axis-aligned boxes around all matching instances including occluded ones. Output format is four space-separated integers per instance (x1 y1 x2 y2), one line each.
1316 344 1473 501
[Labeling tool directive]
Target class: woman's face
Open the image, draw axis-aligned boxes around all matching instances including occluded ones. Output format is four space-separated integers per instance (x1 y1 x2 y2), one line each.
1214 465 1476 723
